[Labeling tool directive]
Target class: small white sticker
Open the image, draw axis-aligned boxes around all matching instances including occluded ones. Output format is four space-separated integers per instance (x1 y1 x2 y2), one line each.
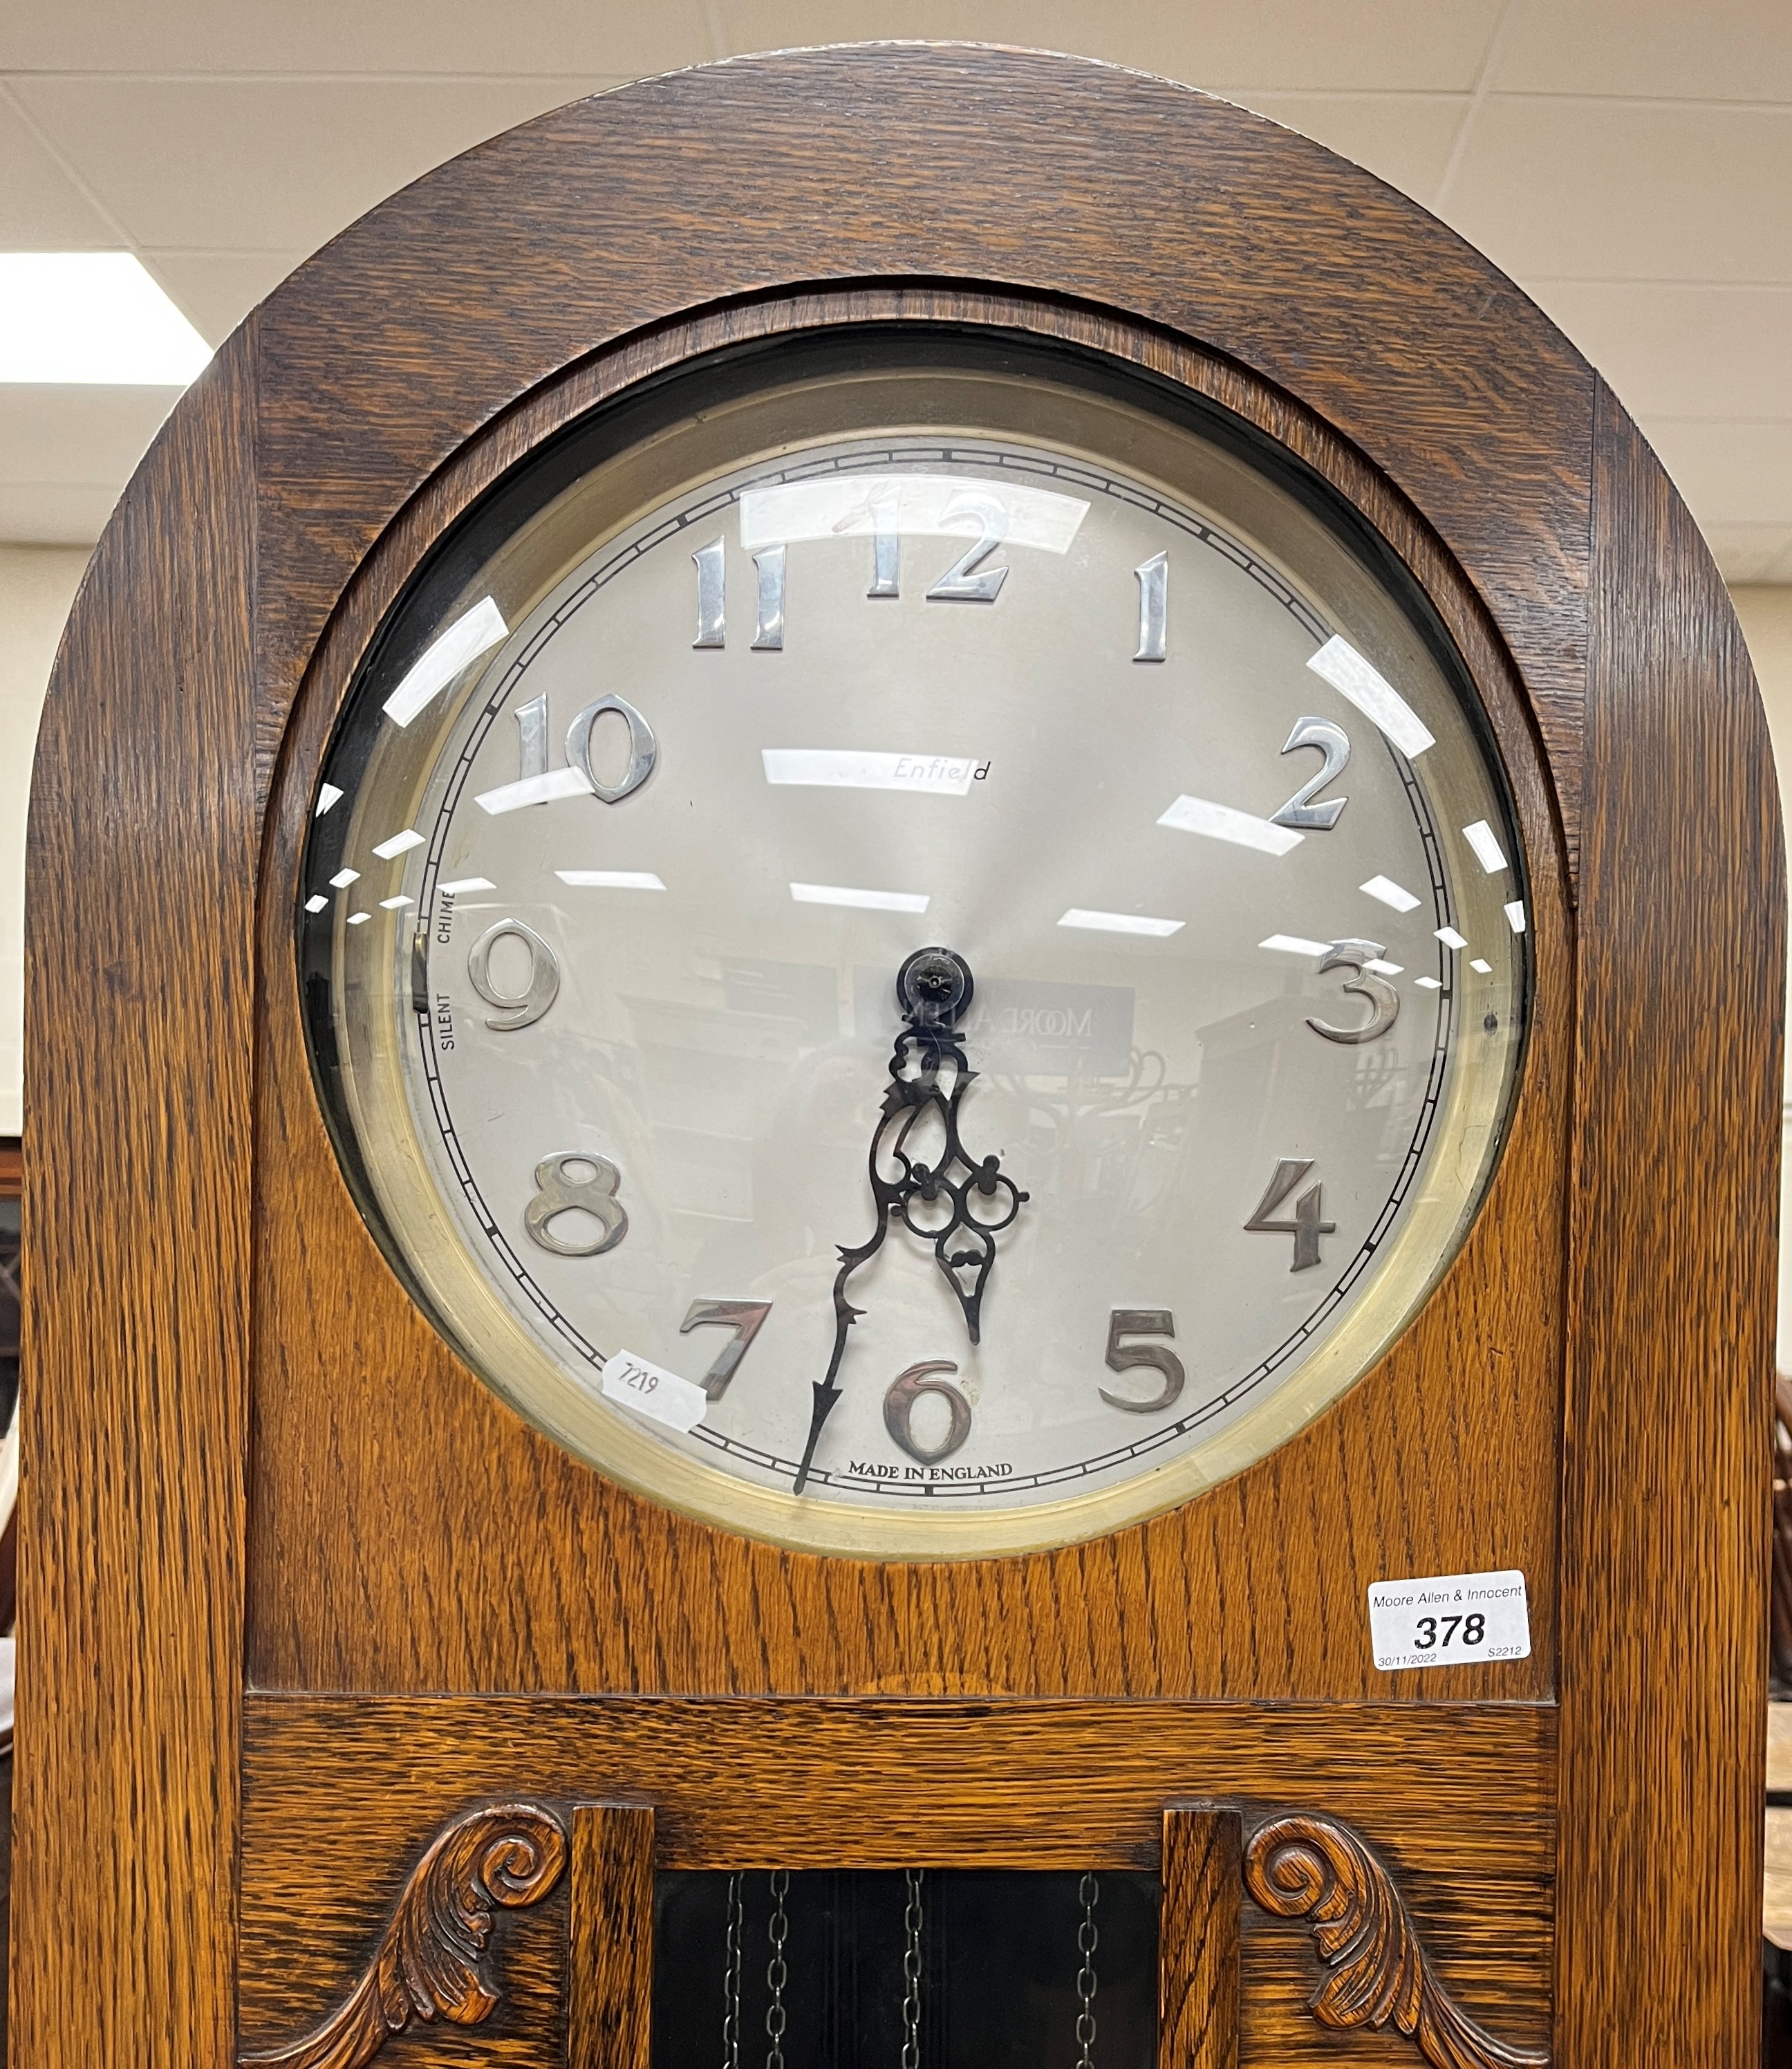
601 1350 708 1434
1368 1569 1530 1671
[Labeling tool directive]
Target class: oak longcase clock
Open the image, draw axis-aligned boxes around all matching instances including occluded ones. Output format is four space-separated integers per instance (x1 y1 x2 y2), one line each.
17 44 1781 2069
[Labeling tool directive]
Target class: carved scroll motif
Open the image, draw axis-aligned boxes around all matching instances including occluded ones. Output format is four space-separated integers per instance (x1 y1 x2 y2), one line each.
241 1801 568 2069
1242 1814 1547 2069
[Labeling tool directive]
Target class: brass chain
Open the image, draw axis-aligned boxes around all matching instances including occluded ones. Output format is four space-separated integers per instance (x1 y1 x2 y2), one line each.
900 1868 925 2069
1074 1873 1100 2069
765 1869 790 2069
722 1870 743 2069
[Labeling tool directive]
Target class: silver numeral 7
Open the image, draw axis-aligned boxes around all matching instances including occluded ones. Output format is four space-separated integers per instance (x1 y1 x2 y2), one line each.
680 1299 772 1400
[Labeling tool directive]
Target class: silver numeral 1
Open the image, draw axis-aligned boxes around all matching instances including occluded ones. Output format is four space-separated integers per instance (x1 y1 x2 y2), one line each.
1245 1158 1336 1271
692 537 725 649
752 546 785 650
867 485 900 597
514 691 548 781
680 1299 773 1400
1134 551 1167 662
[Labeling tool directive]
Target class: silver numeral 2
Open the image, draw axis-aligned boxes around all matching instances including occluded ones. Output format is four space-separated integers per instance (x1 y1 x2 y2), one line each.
1270 716 1350 830
1245 1159 1336 1272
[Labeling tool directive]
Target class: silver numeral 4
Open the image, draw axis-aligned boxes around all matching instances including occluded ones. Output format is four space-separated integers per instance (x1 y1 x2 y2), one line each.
1245 1159 1335 1272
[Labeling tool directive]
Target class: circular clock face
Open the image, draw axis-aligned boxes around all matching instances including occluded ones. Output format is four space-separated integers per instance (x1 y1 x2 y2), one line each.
301 340 1528 1557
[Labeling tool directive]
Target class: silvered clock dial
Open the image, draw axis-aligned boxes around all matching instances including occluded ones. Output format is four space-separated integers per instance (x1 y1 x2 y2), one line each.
300 337 1528 1558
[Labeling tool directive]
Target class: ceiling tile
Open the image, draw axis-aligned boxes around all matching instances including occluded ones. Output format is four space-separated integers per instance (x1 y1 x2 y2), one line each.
8 76 627 252
1704 526 1792 586
0 483 126 546
1229 93 1466 207
0 91 117 245
1442 98 1792 284
141 250 310 347
0 386 176 490
1495 0 1792 104
0 0 711 78
1523 281 1792 420
1640 416 1792 528
711 1 1506 93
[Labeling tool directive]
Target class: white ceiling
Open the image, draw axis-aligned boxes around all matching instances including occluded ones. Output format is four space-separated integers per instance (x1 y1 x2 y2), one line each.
2 0 1789 579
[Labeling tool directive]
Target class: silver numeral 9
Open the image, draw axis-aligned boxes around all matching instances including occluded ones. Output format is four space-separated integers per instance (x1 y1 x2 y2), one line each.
467 918 560 1031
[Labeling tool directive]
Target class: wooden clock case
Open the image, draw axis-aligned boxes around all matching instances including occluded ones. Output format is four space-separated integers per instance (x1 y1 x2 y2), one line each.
16 43 1782 2069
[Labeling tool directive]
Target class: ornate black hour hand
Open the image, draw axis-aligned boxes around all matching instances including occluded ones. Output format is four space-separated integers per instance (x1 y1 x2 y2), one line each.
794 947 1028 1494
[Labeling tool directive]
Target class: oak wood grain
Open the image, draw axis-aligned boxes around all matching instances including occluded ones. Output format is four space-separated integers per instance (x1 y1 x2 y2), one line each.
238 1698 1554 2069
1160 1806 1241 2069
15 334 259 2064
1554 385 1782 2062
247 287 1572 1706
568 1806 654 2069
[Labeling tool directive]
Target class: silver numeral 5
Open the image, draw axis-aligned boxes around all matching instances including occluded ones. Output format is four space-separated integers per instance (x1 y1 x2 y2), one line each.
1101 1309 1185 1413
1307 938 1399 1044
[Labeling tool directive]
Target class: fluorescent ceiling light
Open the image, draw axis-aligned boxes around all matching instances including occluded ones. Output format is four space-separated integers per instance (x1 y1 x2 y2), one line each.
372 828 424 860
304 894 328 913
1058 909 1184 937
1307 635 1435 758
379 894 413 910
1415 975 1442 990
476 766 590 815
1158 795 1302 856
328 869 359 889
1435 926 1468 950
1470 958 1493 974
439 877 495 895
1462 820 1508 873
763 748 979 795
1361 874 1420 913
1504 900 1527 934
1364 958 1402 976
555 870 666 891
346 911 371 926
1260 934 1332 957
315 783 343 817
790 881 929 914
0 252 212 384
384 596 507 727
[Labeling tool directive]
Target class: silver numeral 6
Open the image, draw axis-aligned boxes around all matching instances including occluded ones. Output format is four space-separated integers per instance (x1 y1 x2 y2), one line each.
523 1151 628 1256
467 917 560 1031
1307 938 1399 1044
884 1360 973 1465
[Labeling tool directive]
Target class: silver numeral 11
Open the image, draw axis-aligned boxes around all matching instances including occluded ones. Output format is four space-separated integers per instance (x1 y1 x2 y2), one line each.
1134 551 1167 662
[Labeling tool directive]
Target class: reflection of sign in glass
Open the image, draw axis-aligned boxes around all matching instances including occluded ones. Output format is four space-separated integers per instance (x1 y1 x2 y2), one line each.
854 970 1135 1077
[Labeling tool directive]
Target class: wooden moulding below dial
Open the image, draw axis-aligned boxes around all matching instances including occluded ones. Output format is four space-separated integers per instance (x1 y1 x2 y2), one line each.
235 1696 1555 2069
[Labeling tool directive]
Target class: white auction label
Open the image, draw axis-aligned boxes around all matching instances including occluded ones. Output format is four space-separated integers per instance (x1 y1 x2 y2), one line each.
1367 1568 1530 1671
601 1349 709 1434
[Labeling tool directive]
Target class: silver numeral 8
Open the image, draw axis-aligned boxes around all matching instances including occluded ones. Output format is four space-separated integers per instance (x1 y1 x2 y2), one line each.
523 1152 628 1256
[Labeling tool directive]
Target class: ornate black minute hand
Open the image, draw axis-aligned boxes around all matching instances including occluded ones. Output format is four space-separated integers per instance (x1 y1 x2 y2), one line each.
793 947 1028 1494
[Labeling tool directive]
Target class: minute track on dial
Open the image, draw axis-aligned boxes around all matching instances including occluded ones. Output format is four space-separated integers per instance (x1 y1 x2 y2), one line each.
793 947 1028 1494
